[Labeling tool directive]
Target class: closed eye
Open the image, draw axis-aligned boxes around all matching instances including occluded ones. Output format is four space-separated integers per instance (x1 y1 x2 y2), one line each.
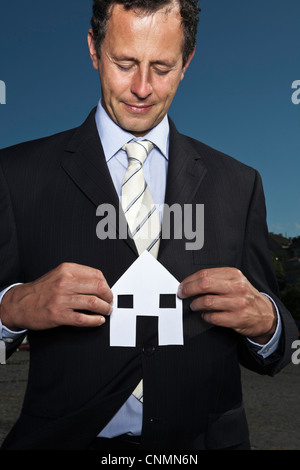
153 67 171 75
116 63 134 71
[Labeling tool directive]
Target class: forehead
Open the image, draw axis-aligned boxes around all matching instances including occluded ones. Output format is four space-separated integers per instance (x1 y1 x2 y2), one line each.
103 4 184 60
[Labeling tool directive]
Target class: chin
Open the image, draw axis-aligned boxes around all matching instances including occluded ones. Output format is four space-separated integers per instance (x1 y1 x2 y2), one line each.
119 120 154 137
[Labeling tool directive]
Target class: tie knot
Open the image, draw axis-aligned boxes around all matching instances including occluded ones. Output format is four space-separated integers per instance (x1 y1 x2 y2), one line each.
123 140 154 166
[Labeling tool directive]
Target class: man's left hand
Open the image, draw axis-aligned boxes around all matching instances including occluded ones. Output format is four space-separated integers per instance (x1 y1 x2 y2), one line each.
177 267 277 345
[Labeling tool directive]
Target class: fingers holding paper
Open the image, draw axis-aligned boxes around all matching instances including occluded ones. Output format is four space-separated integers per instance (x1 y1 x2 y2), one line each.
0 263 113 331
177 267 277 345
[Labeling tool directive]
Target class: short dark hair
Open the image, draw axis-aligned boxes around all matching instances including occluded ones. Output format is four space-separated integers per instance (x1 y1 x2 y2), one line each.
91 0 200 66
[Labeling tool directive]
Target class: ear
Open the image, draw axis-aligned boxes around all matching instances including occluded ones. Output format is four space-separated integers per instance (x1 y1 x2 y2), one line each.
87 28 100 70
181 49 195 80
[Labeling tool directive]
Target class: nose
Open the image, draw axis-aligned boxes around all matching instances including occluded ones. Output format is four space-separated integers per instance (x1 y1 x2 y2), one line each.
131 68 152 99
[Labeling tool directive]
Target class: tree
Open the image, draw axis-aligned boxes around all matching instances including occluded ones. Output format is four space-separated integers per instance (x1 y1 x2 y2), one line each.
280 282 300 319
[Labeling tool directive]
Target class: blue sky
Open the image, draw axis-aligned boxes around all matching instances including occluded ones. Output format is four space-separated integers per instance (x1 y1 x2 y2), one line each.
0 0 299 237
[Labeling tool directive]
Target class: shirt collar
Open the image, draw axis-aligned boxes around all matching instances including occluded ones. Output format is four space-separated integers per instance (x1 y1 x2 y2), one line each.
95 99 169 162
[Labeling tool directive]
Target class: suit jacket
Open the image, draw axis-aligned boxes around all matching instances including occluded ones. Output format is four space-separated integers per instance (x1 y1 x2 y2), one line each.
0 108 297 450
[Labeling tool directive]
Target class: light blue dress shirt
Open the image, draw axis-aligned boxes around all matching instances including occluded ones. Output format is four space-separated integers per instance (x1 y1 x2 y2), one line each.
0 99 282 437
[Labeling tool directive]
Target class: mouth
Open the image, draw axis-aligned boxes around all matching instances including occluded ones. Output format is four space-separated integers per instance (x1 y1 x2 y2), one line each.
123 102 153 114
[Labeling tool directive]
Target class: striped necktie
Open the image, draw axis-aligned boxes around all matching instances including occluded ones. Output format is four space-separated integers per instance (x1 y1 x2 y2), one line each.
121 140 161 403
121 140 161 259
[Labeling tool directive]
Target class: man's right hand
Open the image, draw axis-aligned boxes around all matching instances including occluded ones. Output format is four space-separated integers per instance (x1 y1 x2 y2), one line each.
0 263 113 331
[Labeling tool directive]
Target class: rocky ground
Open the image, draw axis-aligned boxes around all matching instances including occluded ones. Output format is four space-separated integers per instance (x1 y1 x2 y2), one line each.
0 348 299 450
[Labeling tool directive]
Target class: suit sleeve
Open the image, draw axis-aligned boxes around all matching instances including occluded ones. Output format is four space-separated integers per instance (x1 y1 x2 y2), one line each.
0 157 26 358
238 170 298 375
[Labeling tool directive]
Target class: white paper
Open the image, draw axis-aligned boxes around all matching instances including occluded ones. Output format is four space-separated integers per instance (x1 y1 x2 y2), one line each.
110 250 184 347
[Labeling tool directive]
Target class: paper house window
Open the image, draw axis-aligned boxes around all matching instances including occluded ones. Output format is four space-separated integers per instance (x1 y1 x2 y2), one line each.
118 294 134 308
159 294 176 308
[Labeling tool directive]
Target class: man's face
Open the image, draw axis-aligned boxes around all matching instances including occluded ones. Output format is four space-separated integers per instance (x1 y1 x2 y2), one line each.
88 4 194 136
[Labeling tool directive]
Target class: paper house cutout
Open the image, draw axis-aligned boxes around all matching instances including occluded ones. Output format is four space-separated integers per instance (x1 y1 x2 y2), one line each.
110 250 184 347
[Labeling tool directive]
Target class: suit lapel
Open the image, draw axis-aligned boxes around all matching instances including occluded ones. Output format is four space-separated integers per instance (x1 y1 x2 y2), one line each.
159 119 208 258
164 118 207 207
61 108 118 208
61 108 137 255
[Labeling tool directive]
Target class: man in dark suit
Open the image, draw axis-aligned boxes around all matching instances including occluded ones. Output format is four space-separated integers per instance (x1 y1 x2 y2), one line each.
0 0 298 450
